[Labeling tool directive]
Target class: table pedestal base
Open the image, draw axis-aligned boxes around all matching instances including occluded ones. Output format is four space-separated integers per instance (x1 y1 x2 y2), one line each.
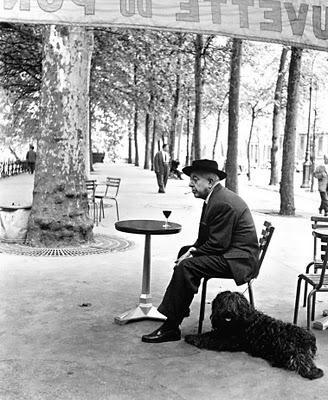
114 294 166 325
114 304 166 325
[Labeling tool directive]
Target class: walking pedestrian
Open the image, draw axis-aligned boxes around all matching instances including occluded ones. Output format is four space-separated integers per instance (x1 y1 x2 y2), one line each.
154 143 170 193
26 144 36 174
313 165 328 216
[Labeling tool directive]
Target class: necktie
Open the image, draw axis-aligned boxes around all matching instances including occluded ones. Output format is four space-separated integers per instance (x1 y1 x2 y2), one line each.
200 202 207 221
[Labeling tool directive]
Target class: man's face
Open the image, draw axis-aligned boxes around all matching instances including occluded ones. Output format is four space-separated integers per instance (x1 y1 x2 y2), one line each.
189 171 212 199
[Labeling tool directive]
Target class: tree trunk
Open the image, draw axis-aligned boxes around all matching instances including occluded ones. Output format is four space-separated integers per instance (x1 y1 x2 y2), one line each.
144 111 151 169
270 47 288 186
280 47 302 216
246 108 256 181
128 119 133 164
151 117 156 170
133 64 139 167
89 101 93 173
185 94 191 166
193 34 203 159
225 39 242 194
26 25 94 247
169 44 181 160
212 93 227 160
134 105 139 167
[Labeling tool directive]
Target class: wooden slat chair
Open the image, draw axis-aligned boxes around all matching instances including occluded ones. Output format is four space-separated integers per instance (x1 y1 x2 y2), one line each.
95 177 121 222
86 179 98 225
197 221 275 334
302 216 328 307
293 235 328 330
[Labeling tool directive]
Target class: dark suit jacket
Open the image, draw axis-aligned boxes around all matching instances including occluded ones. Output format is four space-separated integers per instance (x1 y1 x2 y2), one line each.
154 151 169 175
193 183 259 286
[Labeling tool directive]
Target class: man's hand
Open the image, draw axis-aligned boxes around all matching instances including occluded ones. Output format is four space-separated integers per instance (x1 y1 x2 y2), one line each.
175 247 196 265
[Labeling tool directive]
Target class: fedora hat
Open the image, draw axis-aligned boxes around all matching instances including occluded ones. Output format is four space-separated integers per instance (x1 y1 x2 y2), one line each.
182 159 227 180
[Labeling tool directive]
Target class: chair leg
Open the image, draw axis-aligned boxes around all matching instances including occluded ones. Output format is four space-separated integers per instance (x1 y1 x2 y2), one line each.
303 282 308 307
198 279 208 334
114 199 119 221
307 289 316 330
94 202 98 226
311 292 317 321
293 277 303 325
248 281 254 307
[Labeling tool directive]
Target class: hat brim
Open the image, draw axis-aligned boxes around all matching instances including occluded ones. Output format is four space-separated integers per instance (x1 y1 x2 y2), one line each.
182 166 227 180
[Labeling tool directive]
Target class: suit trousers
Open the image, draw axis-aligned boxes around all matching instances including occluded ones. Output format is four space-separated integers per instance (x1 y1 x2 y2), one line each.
157 246 233 324
155 164 169 192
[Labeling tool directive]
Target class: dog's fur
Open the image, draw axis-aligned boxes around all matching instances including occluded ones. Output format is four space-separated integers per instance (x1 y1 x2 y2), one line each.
185 291 323 380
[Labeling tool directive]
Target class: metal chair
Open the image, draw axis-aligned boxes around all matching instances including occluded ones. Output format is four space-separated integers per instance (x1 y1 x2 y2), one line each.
302 216 328 307
85 179 98 225
294 229 328 330
197 221 275 334
95 177 121 221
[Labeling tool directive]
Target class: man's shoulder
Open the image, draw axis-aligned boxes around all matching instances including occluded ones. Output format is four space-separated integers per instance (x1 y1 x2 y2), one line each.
211 185 248 208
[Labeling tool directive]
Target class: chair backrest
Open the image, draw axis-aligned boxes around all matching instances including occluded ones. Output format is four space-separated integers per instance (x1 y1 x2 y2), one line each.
258 221 275 270
311 216 328 262
313 233 328 288
85 179 97 201
105 177 121 197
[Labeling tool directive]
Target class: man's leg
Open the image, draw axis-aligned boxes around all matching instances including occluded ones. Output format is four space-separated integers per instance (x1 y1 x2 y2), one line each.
142 254 232 343
156 172 165 193
163 164 169 188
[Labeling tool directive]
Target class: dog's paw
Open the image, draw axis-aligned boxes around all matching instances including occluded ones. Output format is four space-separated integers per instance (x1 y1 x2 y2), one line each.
185 334 202 347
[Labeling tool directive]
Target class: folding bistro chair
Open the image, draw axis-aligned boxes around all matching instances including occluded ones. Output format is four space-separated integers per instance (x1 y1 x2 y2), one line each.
197 221 275 334
294 228 328 330
85 179 98 225
95 177 121 222
302 216 328 307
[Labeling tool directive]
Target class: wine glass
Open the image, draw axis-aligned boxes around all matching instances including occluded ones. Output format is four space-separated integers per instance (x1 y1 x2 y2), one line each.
162 210 172 228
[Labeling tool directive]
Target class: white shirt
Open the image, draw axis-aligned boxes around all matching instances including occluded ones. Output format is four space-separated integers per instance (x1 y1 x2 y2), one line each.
162 150 169 163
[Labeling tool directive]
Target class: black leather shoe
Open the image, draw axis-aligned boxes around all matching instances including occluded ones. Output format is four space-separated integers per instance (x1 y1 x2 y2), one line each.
142 327 181 343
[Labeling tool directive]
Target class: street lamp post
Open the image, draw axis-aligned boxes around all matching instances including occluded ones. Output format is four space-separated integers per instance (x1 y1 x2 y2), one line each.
301 84 313 188
301 54 318 188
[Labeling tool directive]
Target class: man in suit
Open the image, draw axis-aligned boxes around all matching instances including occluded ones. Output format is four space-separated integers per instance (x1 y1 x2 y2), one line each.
154 144 170 193
142 159 259 343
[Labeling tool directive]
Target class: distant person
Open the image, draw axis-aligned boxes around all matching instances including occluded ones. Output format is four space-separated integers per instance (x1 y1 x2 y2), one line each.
26 145 36 174
313 165 328 216
154 144 170 193
170 160 183 180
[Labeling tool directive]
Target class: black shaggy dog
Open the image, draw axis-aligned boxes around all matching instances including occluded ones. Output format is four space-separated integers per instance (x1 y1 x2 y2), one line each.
185 291 323 380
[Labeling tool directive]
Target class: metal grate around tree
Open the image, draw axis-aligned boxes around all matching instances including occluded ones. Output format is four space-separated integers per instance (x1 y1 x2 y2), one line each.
0 234 133 257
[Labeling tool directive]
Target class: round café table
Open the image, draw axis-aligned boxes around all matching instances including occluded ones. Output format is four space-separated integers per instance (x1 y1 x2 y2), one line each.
114 219 181 324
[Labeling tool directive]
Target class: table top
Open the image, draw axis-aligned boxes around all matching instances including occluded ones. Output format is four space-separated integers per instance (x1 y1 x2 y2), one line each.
115 219 182 235
0 204 32 211
313 228 328 239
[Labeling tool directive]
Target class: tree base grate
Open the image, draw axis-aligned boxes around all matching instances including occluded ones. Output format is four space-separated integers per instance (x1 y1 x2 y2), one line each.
0 234 133 257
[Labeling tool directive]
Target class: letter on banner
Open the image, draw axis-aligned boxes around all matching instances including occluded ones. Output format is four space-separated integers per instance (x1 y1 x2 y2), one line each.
120 0 135 16
313 6 328 39
205 0 227 25
72 0 95 15
232 0 254 29
176 0 200 22
37 0 63 12
259 0 282 32
4 0 30 10
284 3 308 36
137 0 152 17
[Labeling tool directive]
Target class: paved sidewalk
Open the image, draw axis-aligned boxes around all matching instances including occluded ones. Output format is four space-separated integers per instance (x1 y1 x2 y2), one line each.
0 163 327 399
